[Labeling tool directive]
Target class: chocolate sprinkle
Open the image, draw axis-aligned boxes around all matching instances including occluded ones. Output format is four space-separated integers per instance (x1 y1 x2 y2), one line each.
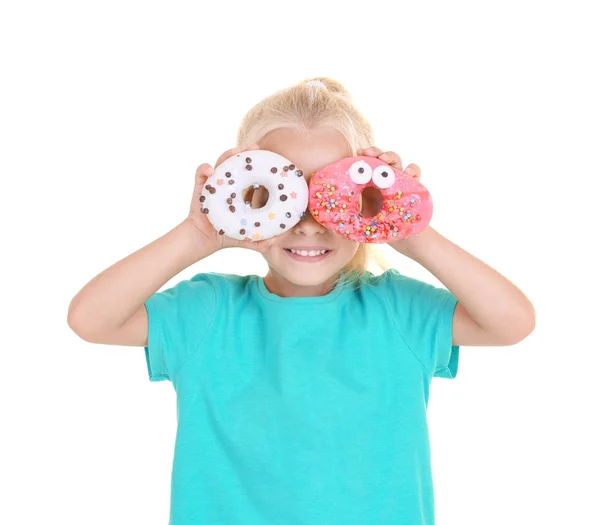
286 212 292 218
246 157 252 163
271 167 277 173
229 179 235 185
240 229 246 235
231 192 236 198
280 223 286 229
218 229 225 235
199 195 206 202
278 183 284 190
283 166 289 171
225 172 231 178
209 187 216 194
229 205 236 212
289 164 295 170
254 222 261 227
382 171 388 178
245 165 252 170
226 198 233 204
202 208 209 214
295 169 303 177
280 195 288 201
358 167 364 173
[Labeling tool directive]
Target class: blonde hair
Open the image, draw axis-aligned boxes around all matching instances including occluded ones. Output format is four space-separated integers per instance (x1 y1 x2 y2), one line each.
235 76 392 285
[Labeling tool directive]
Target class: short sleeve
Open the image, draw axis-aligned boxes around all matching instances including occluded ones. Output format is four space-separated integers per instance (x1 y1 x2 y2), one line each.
382 269 460 379
144 273 217 383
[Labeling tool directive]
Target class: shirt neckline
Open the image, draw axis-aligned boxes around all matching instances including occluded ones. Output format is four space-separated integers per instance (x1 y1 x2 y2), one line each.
255 274 346 304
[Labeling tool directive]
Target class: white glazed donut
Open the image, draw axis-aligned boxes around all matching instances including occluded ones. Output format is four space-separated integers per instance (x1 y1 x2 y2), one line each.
199 150 309 241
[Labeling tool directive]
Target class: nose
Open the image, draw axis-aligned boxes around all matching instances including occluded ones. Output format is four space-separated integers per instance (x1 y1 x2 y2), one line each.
293 208 327 236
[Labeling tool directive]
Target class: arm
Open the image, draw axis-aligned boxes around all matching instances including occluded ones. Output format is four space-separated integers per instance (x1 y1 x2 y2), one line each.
67 219 215 345
389 226 536 347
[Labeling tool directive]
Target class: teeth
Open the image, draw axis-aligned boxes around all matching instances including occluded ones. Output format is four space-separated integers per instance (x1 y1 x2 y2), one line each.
290 249 327 257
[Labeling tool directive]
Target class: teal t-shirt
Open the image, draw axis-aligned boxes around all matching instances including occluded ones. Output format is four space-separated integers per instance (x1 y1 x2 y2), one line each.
144 269 459 525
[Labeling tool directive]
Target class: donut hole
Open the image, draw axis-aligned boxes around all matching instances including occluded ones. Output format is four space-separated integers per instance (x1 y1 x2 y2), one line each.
242 185 270 209
358 187 383 217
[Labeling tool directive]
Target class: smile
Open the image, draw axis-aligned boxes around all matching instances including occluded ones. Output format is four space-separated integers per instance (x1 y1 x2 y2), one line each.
285 248 332 261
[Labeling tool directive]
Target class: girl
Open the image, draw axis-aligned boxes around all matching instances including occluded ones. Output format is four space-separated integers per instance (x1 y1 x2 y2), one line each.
67 77 536 524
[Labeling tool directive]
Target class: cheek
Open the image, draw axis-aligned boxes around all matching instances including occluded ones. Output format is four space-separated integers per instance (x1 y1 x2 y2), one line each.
336 239 360 260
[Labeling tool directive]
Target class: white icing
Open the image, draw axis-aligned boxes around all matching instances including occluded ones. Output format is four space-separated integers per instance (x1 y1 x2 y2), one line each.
372 164 396 189
349 160 372 184
200 150 309 241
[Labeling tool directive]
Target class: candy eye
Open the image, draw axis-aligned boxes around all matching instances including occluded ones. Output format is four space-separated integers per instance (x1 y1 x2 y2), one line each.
372 165 396 189
349 161 372 185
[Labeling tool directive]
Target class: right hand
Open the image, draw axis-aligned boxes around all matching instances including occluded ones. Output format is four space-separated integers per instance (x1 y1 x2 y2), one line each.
186 145 280 254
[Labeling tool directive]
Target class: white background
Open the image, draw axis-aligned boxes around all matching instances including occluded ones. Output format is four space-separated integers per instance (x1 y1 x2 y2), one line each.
1 0 598 523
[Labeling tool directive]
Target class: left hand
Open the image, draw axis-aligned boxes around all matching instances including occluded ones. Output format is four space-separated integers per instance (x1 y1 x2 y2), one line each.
356 146 431 258
356 146 432 259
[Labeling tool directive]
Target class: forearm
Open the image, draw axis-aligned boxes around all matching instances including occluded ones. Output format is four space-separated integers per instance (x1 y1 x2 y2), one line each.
67 219 215 333
389 226 535 338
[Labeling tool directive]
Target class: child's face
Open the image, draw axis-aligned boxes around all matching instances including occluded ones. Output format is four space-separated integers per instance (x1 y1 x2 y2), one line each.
257 127 360 295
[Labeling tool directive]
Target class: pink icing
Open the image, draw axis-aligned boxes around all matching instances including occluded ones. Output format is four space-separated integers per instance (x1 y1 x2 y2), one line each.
308 156 433 243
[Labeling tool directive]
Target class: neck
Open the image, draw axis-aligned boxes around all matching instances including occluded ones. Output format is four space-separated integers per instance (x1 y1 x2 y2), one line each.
263 269 338 298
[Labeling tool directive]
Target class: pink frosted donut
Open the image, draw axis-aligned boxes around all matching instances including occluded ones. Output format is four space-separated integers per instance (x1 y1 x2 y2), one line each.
308 156 433 243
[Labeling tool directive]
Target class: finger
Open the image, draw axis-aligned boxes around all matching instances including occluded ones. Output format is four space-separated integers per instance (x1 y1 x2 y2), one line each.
378 151 403 170
361 146 384 157
403 163 421 180
193 164 213 203
195 163 214 182
246 236 277 253
257 237 278 252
